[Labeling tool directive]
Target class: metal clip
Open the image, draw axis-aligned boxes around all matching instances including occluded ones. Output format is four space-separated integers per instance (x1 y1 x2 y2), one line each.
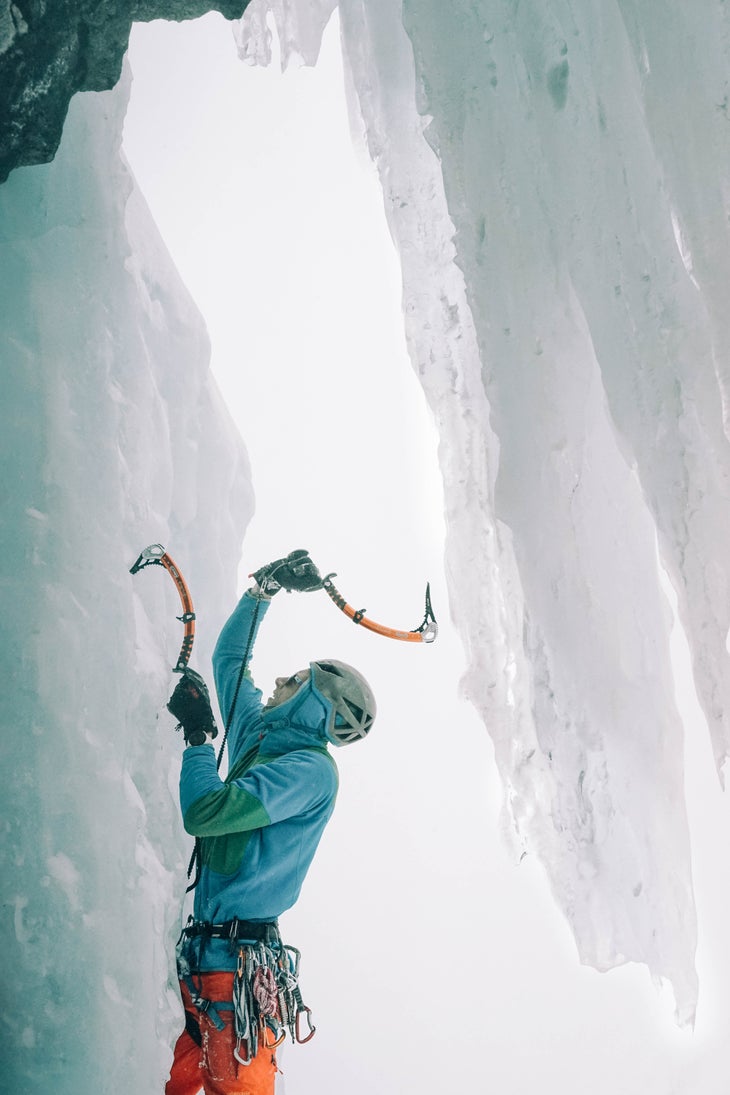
284 945 301 978
295 1007 316 1044
234 1040 252 1066
261 1024 287 1050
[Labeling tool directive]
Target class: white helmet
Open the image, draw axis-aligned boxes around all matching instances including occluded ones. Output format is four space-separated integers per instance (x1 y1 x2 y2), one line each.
310 660 376 746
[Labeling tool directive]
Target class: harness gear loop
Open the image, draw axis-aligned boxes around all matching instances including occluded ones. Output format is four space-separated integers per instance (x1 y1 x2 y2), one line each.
284 945 301 979
179 920 317 1067
322 573 438 643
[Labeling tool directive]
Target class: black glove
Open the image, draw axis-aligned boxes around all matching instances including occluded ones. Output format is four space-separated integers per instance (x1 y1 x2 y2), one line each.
252 549 323 596
167 668 218 747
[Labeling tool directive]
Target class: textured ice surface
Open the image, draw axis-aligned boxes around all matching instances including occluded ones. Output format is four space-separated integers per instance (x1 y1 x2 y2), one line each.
234 0 337 66
4 8 729 1092
0 66 252 1090
236 0 730 1023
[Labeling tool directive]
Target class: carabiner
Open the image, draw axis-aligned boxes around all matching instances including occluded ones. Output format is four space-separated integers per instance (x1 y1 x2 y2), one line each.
234 1040 253 1066
283 945 301 978
295 1007 316 1044
261 1024 287 1050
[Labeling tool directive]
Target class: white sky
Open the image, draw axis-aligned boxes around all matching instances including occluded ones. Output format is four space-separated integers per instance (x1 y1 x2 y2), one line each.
122 12 730 1093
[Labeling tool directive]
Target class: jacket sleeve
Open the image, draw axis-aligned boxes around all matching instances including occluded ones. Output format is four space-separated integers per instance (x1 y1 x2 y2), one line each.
213 591 270 748
180 746 338 837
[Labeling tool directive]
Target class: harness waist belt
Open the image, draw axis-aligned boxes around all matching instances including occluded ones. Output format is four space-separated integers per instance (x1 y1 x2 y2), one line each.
183 918 279 942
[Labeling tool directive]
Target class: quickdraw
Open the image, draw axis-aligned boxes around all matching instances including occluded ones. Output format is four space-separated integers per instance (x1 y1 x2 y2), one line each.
231 938 316 1065
322 573 438 644
130 544 196 672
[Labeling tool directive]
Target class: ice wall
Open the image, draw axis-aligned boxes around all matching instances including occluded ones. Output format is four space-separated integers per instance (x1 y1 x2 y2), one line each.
236 0 730 1022
0 68 252 1090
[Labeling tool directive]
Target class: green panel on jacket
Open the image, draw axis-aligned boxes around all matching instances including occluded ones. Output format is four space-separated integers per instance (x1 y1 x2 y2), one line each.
188 743 334 877
186 784 271 849
198 826 255 877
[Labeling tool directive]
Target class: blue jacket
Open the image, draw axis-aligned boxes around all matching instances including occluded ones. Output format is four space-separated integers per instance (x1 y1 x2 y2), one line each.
179 591 338 970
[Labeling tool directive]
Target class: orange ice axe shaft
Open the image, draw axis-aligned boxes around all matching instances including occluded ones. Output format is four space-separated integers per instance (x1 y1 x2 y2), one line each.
130 544 196 672
322 573 438 643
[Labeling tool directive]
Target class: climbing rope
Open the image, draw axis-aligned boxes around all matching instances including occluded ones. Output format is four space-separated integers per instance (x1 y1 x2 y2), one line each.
186 587 265 891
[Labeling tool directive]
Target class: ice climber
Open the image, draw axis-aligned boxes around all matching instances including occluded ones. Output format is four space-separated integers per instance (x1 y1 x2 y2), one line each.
164 550 376 1095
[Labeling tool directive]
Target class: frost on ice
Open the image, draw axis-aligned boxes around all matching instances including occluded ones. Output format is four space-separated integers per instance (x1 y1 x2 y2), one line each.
0 67 252 1090
237 0 730 1023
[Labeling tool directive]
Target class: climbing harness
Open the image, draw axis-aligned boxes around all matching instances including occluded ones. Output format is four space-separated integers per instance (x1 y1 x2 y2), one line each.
322 573 438 643
178 918 317 1064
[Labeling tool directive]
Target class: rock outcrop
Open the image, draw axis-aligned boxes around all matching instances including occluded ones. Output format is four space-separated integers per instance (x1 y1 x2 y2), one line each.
0 0 251 182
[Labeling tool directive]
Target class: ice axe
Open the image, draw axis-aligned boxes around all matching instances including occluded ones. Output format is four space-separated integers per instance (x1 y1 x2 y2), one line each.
320 573 438 644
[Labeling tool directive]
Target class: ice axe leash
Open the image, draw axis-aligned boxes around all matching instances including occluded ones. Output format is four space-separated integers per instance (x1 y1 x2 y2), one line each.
321 573 438 643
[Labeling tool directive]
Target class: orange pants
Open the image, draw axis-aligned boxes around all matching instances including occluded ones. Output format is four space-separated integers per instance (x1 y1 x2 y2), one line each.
166 972 278 1095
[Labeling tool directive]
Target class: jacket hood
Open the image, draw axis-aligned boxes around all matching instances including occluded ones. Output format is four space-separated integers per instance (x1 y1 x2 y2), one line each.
259 679 333 755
